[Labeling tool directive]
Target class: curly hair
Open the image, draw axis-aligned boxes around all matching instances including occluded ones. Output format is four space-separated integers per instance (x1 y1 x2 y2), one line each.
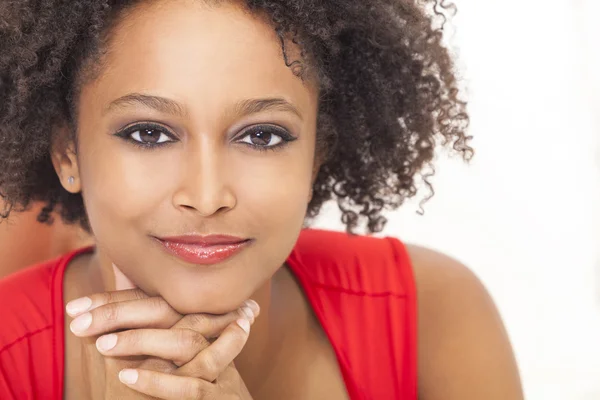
0 0 472 234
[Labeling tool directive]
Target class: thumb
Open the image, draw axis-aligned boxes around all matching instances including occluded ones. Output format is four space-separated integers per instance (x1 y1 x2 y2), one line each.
112 263 137 291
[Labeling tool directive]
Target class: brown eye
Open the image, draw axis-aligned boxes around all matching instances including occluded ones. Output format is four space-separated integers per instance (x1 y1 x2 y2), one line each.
131 127 172 144
249 129 277 146
239 126 290 148
114 122 178 149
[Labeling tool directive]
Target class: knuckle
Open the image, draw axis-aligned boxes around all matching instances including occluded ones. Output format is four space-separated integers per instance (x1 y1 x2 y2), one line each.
182 313 210 329
99 303 120 322
190 331 209 350
132 289 147 300
99 291 115 306
187 380 204 399
149 296 172 316
145 358 173 374
184 379 210 400
198 352 220 381
178 329 208 352
148 296 165 310
122 329 142 349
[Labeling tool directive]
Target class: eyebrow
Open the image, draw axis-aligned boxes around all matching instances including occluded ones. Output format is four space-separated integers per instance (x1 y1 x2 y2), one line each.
105 93 303 120
232 97 303 120
106 93 188 117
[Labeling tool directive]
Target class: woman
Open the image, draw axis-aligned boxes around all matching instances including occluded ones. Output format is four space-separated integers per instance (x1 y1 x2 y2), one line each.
0 0 523 399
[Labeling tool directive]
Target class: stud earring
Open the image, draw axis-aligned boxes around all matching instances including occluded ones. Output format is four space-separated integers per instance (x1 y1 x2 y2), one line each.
67 176 75 185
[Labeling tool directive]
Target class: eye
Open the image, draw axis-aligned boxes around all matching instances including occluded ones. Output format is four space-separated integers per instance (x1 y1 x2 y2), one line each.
237 125 296 149
130 126 173 145
114 122 177 147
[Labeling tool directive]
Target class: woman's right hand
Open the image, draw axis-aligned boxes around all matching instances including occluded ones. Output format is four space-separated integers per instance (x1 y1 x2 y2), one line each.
66 287 259 398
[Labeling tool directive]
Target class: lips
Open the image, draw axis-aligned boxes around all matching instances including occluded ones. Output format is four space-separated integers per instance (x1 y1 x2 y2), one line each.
154 235 251 265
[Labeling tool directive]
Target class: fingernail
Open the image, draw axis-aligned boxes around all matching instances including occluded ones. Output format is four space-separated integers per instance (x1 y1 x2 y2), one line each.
241 306 254 323
66 297 92 316
96 334 118 352
119 369 139 385
70 312 92 334
237 318 250 333
244 300 260 317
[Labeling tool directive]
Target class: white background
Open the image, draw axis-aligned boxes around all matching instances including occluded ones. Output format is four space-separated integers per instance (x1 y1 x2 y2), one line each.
314 1 600 398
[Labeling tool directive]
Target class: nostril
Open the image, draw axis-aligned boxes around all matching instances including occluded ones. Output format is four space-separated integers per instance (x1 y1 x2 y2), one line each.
215 205 230 214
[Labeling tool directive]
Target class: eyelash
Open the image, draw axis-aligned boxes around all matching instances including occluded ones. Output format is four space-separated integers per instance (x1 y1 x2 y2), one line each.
113 122 178 150
113 122 297 152
236 124 297 152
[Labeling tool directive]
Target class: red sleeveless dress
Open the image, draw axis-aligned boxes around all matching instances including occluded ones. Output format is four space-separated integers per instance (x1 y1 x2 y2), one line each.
0 229 417 399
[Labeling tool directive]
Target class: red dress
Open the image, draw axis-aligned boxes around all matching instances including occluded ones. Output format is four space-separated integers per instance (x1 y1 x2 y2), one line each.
0 229 417 399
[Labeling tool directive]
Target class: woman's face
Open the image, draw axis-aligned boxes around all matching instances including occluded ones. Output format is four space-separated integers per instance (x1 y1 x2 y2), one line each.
70 0 319 314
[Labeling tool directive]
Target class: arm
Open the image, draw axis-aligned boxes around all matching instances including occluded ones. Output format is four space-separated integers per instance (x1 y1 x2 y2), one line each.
408 245 524 400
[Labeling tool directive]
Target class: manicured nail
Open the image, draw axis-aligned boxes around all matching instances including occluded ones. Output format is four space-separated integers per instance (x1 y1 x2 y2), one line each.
119 369 139 385
70 312 92 334
241 306 254 323
96 334 118 352
237 318 250 333
66 297 92 316
244 300 260 317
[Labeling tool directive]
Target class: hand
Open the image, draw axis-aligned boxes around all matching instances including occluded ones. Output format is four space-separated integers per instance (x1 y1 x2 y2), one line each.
112 319 255 399
66 266 259 399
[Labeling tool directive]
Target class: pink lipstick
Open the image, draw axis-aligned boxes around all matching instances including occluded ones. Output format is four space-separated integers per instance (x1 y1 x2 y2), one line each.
154 235 251 265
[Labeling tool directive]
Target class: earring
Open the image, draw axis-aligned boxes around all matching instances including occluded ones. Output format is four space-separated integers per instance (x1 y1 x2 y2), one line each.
67 176 75 185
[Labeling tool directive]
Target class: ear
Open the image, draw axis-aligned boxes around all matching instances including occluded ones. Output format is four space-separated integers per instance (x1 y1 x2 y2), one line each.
50 128 81 194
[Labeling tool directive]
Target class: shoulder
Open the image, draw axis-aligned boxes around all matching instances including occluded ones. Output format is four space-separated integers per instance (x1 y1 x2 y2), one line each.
405 245 524 400
0 258 61 352
294 228 402 258
406 244 489 307
291 229 412 294
0 260 64 398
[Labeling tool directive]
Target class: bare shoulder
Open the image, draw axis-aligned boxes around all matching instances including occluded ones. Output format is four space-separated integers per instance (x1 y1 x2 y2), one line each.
405 245 524 400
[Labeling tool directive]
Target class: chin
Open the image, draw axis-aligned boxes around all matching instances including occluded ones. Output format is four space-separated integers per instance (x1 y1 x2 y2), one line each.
165 295 243 315
155 279 254 315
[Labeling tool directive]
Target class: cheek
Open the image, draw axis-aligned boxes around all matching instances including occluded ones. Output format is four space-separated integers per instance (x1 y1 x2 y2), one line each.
231 148 314 230
78 135 179 234
79 137 313 234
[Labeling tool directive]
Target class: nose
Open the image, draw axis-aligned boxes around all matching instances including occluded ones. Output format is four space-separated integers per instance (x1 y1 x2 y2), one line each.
171 143 236 217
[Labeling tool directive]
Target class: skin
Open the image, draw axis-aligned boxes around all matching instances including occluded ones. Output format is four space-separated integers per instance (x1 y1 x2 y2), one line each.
0 201 91 278
50 0 524 398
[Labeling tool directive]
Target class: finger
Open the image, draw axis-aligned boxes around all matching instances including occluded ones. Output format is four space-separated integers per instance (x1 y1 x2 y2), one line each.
119 368 215 400
69 297 182 337
96 328 210 365
66 289 148 317
113 263 137 290
175 319 251 381
172 299 259 339
97 306 258 366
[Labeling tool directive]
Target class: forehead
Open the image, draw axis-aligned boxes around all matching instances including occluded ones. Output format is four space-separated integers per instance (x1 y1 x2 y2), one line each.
85 0 317 116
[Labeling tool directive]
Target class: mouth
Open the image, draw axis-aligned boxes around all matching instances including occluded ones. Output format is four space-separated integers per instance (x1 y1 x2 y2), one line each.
153 234 253 265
